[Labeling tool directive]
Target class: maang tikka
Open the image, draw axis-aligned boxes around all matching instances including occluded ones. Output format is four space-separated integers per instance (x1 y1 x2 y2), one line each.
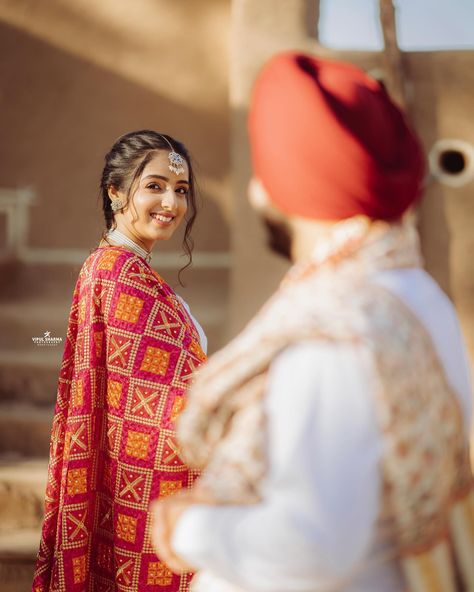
161 135 186 175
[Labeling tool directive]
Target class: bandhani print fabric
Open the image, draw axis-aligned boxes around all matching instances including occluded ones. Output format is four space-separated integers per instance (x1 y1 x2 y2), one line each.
32 246 206 592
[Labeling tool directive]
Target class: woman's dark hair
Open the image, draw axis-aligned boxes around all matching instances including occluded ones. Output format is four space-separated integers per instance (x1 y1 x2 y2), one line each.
100 130 197 282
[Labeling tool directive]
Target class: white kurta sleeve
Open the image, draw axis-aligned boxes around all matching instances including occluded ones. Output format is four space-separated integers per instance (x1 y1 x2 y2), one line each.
172 341 383 592
175 294 208 354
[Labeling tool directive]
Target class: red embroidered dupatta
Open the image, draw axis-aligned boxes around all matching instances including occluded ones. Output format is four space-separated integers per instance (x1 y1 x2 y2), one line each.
32 246 206 592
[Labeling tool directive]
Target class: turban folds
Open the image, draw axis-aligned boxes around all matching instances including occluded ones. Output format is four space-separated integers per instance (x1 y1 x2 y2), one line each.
248 52 425 221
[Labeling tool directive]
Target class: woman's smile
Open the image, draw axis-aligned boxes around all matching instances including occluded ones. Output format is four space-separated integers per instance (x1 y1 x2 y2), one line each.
150 211 176 226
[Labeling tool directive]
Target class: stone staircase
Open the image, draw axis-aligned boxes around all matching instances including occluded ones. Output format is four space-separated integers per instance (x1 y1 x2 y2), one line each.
0 462 48 592
0 259 229 591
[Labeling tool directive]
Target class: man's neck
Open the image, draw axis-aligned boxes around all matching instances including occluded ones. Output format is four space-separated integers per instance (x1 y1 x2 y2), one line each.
289 217 338 264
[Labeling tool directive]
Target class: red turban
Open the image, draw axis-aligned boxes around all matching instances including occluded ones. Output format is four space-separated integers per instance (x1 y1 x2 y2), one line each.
248 52 425 221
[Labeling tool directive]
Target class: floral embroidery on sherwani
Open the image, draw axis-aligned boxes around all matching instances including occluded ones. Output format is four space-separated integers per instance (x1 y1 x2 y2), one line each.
33 246 206 592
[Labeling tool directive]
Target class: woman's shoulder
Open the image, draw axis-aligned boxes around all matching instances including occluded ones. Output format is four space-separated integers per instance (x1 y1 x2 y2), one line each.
80 246 148 280
79 246 175 301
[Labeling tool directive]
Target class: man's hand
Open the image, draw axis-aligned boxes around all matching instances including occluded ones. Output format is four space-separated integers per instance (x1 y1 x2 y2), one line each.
151 484 216 574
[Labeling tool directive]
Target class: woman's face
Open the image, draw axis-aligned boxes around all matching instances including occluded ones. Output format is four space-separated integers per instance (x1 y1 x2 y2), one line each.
111 150 189 251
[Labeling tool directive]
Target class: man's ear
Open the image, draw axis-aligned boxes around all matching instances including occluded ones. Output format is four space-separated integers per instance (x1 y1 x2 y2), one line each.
248 177 270 210
248 177 284 222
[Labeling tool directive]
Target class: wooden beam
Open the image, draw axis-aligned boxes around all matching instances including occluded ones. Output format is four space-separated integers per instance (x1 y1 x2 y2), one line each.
379 0 407 110
310 0 320 41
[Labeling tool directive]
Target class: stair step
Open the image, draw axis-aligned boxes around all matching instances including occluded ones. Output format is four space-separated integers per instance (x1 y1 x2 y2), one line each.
0 301 69 350
0 459 47 533
0 528 40 592
0 404 53 457
0 527 40 560
0 299 224 352
0 261 228 305
0 261 78 301
0 349 61 406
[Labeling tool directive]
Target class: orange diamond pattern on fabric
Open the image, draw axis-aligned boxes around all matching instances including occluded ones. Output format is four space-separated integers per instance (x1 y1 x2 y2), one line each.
189 339 206 362
115 293 144 324
97 249 121 271
32 247 207 592
78 298 86 324
147 561 173 586
107 379 123 409
63 431 71 461
170 396 185 422
72 555 86 584
117 513 137 543
72 379 84 408
159 480 182 498
125 430 150 460
140 346 170 375
67 468 87 495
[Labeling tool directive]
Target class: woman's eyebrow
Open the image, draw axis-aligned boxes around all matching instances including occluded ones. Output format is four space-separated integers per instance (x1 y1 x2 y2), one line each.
143 174 169 182
143 174 189 184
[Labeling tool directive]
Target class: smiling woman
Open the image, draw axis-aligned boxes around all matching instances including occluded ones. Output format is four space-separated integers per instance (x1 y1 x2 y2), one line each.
102 131 198 273
32 130 207 592
109 152 190 248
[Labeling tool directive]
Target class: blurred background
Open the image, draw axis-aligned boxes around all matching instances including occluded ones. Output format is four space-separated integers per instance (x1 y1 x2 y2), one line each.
0 0 472 589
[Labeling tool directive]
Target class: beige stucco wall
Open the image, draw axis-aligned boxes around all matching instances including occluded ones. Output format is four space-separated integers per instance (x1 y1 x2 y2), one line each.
0 0 231 255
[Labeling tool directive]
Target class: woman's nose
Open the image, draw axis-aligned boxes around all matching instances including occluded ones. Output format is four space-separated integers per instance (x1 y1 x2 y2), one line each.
161 189 178 211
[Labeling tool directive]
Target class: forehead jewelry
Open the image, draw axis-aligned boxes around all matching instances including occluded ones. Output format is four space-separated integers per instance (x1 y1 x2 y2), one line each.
160 135 186 175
